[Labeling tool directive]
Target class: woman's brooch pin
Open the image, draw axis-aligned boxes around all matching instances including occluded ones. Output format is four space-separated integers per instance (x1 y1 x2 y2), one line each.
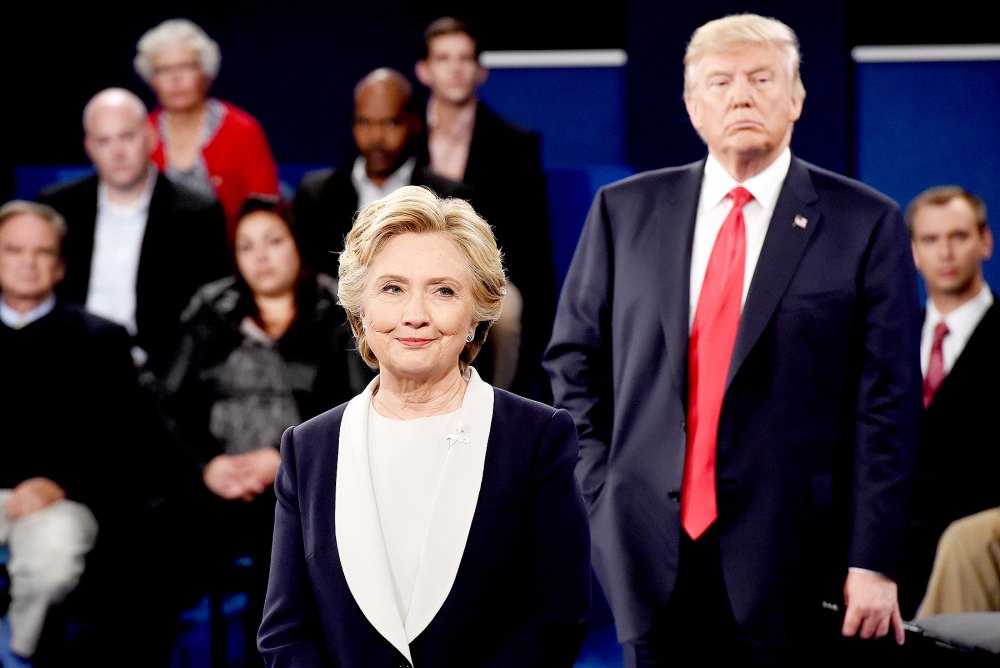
446 421 470 448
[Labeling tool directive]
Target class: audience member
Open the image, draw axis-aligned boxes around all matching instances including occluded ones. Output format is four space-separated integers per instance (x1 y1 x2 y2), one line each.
148 196 359 663
133 17 281 236
899 185 1000 619
258 185 590 667
917 507 1000 617
37 87 230 371
293 67 472 277
544 13 922 665
0 200 140 667
415 15 556 399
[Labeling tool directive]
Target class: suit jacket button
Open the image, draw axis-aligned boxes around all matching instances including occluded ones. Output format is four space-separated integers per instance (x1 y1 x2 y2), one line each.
680 419 686 430
667 489 681 501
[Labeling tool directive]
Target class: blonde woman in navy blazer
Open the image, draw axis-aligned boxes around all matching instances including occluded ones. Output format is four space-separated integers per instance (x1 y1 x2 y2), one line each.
257 185 591 667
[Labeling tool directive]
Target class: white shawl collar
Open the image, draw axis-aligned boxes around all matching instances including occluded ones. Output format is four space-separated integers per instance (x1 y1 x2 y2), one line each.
335 368 494 664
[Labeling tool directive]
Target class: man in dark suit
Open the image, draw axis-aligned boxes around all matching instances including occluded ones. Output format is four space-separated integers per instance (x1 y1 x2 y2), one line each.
415 16 556 400
543 13 922 665
294 67 473 279
0 199 142 666
898 185 1000 619
37 87 229 371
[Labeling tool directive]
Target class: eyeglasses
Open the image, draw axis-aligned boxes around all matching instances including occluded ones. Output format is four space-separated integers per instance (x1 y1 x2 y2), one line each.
151 61 202 77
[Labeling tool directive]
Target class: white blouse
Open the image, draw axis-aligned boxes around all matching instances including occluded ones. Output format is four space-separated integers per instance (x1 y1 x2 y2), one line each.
367 404 460 618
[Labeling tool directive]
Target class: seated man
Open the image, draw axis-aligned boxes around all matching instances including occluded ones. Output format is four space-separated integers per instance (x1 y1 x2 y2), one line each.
37 87 230 371
0 200 140 666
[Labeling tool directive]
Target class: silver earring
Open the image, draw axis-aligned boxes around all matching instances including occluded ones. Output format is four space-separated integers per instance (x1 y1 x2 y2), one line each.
466 331 474 343
362 322 367 333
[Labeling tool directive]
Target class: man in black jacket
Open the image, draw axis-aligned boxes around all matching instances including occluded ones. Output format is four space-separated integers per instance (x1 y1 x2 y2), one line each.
37 87 230 372
415 16 557 400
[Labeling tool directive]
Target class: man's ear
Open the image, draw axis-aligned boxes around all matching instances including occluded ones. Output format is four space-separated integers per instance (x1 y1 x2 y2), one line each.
415 60 431 87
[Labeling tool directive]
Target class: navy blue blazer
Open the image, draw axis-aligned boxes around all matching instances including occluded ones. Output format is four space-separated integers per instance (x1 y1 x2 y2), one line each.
257 386 591 667
544 156 923 648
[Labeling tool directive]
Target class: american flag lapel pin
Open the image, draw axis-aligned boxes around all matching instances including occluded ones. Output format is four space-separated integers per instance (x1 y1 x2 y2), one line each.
793 214 808 229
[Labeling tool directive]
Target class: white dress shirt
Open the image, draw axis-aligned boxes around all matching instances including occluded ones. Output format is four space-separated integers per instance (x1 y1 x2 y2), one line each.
352 156 417 211
85 173 155 335
689 149 791 328
921 284 993 377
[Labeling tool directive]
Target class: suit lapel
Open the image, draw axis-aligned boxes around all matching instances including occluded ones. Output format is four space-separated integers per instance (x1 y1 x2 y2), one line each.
335 370 493 660
405 369 492 639
659 164 704 403
335 377 412 664
728 158 820 388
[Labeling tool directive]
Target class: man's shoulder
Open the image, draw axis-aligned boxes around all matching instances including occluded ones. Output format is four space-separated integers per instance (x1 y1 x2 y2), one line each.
475 102 539 143
53 300 130 341
296 166 346 199
36 172 98 205
412 166 473 200
794 157 900 211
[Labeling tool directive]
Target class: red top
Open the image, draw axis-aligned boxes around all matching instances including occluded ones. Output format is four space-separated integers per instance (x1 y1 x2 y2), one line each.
150 100 280 237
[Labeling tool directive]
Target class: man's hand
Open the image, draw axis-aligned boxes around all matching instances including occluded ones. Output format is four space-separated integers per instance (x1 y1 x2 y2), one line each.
841 569 905 645
5 477 66 519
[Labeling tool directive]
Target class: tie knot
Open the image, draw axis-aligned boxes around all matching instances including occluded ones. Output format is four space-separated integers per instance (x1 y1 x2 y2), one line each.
933 320 949 342
728 186 753 209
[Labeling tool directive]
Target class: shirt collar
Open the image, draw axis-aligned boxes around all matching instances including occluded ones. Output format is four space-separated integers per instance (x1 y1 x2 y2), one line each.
925 283 994 340
0 293 56 328
97 165 157 214
702 148 791 212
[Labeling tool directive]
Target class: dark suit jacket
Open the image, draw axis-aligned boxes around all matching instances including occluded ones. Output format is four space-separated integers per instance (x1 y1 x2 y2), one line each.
543 156 923 648
292 160 474 278
258 386 591 667
37 172 230 369
898 300 1000 618
421 102 557 400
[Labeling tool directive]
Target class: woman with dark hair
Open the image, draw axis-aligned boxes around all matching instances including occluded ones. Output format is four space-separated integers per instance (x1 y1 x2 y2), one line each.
151 196 362 662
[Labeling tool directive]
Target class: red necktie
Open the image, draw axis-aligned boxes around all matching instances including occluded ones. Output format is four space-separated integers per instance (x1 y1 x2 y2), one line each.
923 321 949 407
682 186 752 540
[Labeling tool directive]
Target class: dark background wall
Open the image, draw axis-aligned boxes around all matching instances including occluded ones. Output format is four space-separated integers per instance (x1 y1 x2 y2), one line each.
1 1 991 199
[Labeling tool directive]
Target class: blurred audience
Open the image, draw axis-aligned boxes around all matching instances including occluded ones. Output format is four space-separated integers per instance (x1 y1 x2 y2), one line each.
0 200 141 667
37 87 230 372
134 17 281 237
293 66 472 279
415 15 555 399
900 185 1000 619
147 196 360 663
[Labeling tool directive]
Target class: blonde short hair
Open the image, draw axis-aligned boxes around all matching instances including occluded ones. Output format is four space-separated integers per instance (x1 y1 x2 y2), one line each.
133 18 221 83
683 13 806 102
338 185 506 373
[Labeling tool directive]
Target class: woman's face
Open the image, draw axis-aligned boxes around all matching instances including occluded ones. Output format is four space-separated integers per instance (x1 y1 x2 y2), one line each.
234 211 301 299
362 232 477 384
148 44 211 112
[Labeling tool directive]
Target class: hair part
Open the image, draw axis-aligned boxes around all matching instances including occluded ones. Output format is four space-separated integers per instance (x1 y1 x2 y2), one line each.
906 185 988 236
134 18 221 83
0 200 68 258
683 13 806 102
338 185 506 373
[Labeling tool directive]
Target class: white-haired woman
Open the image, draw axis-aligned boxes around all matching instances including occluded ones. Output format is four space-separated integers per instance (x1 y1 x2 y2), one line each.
134 17 280 237
257 185 591 667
